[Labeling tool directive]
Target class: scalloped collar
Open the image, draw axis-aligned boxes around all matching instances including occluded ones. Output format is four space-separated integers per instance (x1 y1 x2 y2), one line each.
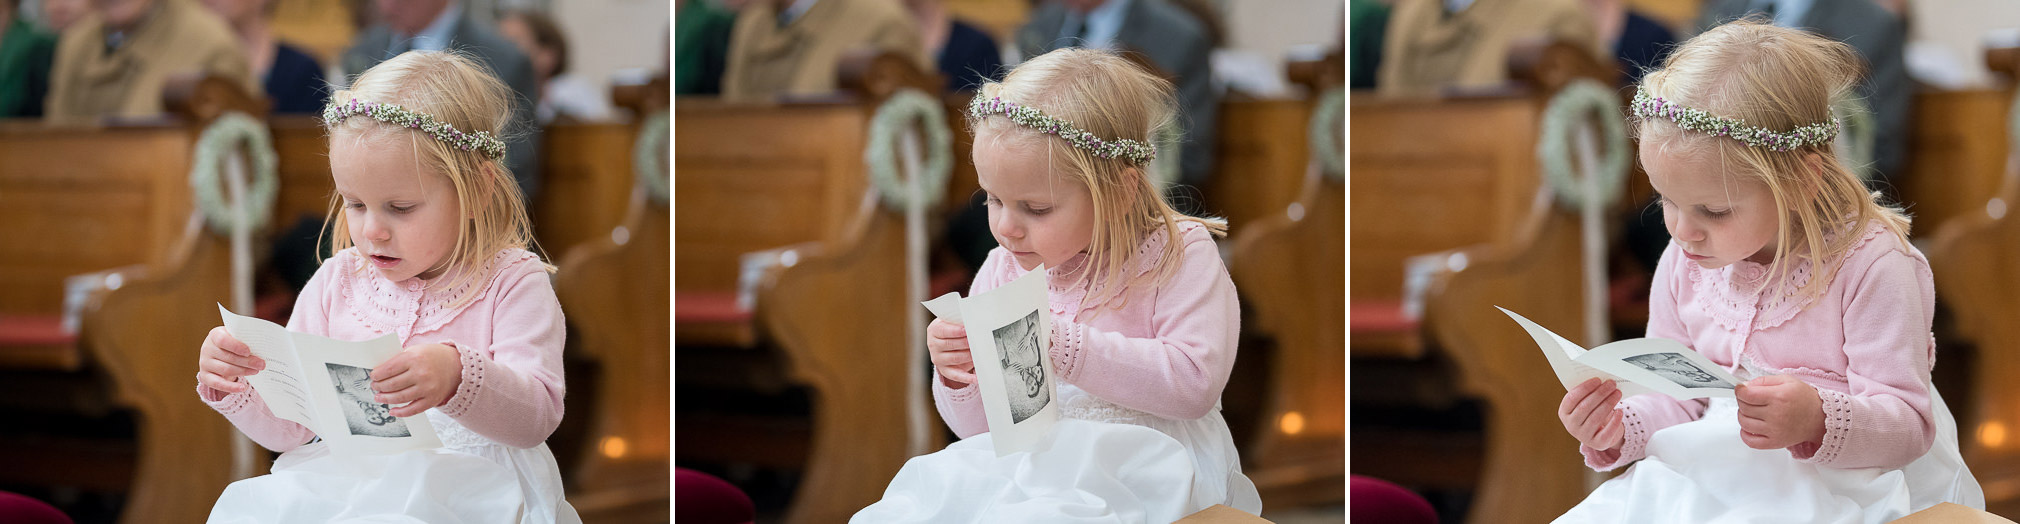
1685 221 1891 333
331 247 539 341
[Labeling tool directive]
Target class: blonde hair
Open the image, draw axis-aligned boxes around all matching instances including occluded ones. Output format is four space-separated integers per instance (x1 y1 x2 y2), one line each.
1635 19 1909 303
969 48 1227 314
322 51 549 308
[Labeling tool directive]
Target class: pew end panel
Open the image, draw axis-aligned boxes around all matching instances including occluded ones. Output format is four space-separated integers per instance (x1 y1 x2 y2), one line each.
553 188 673 521
74 213 260 524
1226 168 1346 507
1418 186 1592 524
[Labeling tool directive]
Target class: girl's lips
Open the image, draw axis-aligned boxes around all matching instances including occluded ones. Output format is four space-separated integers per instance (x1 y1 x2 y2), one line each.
370 255 401 268
1683 251 1710 261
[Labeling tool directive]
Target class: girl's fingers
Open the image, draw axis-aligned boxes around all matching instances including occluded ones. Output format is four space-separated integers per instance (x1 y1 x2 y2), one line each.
934 349 972 367
942 366 977 385
1559 378 1602 416
389 399 429 418
1596 410 1625 448
929 320 966 338
201 357 259 379
209 327 254 357
210 350 264 372
1569 385 1610 423
199 371 248 393
369 356 411 382
373 382 416 404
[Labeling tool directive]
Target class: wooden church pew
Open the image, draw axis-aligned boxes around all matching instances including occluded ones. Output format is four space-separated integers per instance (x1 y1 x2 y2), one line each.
26 76 274 524
0 119 198 372
550 76 672 522
1898 87 2014 239
1220 52 1345 508
675 52 960 524
1351 41 1623 523
1924 46 2020 512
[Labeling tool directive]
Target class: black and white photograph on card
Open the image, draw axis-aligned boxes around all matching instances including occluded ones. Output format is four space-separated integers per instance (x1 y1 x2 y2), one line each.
993 310 1050 423
327 363 411 438
1624 352 1735 390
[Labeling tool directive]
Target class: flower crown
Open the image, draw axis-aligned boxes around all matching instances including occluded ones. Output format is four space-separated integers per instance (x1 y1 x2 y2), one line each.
321 98 507 160
1630 86 1839 153
968 96 1156 166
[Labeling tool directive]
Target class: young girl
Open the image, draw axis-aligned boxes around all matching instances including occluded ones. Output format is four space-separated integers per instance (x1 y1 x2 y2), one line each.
852 47 1261 522
1555 21 1980 522
193 51 578 523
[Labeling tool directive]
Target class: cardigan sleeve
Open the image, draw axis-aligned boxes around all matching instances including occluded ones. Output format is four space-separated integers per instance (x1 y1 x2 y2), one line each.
1581 243 1710 470
194 252 347 452
435 262 569 449
1046 227 1237 421
1789 250 1935 469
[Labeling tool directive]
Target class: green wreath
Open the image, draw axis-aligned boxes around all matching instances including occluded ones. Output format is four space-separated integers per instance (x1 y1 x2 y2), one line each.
1309 87 1345 181
190 111 278 236
1538 79 1629 209
634 110 670 204
1833 97 1876 181
865 89 953 212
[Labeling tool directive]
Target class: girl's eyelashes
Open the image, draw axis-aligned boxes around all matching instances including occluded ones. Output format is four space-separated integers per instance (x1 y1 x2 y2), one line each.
1024 204 1052 215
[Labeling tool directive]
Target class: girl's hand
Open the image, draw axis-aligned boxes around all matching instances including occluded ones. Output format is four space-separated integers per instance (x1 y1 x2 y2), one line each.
370 342 463 417
198 326 264 394
1559 377 1626 451
927 318 976 388
1736 374 1826 450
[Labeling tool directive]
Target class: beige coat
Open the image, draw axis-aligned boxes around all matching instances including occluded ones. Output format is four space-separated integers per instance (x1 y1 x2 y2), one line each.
1378 0 1601 97
722 0 926 99
46 0 253 120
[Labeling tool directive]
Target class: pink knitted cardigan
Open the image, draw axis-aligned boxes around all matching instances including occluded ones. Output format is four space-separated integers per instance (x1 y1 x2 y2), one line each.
1582 221 1937 470
198 248 567 450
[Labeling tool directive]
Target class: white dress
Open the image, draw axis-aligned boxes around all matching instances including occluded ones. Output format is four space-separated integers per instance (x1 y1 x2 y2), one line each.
207 411 581 523
851 382 1262 523
1556 362 1982 523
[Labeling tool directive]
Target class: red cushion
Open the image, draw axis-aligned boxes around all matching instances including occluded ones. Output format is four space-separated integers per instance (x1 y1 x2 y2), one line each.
1350 475 1438 524
675 292 751 324
0 315 73 347
1350 300 1417 335
675 468 754 524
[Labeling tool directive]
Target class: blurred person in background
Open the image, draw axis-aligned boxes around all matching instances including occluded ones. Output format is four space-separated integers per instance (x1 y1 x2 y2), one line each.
201 0 326 114
1 0 58 117
498 8 611 123
45 0 252 120
338 0 541 199
721 0 926 99
903 0 1000 92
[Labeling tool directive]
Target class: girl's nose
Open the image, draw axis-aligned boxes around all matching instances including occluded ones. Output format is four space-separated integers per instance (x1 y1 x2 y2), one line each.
363 214 392 242
1670 215 1705 243
991 210 1022 239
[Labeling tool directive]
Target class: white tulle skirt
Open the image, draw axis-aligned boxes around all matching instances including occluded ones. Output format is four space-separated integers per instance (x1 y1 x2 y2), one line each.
207 411 581 524
852 385 1261 523
1557 390 1981 524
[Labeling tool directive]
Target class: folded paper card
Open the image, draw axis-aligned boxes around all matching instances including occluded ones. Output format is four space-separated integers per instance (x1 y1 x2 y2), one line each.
1499 306 1742 400
220 304 442 455
922 267 1058 456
